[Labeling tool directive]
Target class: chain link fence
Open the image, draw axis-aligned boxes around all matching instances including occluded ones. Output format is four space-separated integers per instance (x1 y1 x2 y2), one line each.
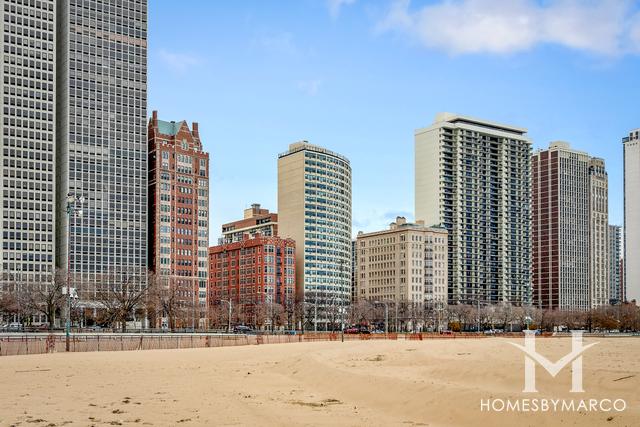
0 332 497 357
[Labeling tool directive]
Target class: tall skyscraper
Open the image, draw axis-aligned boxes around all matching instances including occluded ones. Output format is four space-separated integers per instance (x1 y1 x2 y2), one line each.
56 0 148 298
415 113 531 305
589 158 609 308
355 217 448 305
278 141 352 330
532 142 609 310
148 111 209 328
623 129 639 304
1 0 57 289
608 225 622 304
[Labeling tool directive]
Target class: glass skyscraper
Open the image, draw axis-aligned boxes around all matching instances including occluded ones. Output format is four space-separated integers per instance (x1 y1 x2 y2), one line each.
56 0 147 297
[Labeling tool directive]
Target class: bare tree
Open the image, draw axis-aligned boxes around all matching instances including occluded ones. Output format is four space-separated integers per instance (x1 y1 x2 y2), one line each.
97 271 149 332
24 269 66 330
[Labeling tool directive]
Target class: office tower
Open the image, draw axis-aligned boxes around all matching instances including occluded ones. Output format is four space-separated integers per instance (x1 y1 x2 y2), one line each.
148 111 209 328
588 158 609 308
356 217 448 305
532 142 609 310
278 141 352 330
623 130 639 303
56 0 148 298
415 113 531 305
609 225 622 304
221 203 277 243
0 1 56 292
208 235 296 320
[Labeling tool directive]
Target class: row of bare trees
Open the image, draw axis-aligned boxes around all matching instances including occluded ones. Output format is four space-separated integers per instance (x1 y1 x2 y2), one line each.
3 272 640 333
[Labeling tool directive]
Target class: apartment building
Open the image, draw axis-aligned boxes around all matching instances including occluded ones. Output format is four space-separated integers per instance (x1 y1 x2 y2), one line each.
221 203 277 243
208 235 295 322
623 129 639 303
56 0 148 297
415 113 531 305
532 142 609 310
278 141 352 330
609 225 622 304
356 217 448 306
148 111 209 327
1 0 56 295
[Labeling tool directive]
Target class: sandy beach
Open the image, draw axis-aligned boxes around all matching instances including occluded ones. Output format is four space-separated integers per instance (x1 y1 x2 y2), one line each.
0 337 638 426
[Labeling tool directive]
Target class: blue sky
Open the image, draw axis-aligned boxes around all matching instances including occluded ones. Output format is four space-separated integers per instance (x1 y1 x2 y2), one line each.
148 0 640 243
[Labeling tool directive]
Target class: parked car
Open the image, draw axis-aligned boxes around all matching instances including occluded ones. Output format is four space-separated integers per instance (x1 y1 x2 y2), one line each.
233 325 253 334
8 322 22 331
344 327 359 334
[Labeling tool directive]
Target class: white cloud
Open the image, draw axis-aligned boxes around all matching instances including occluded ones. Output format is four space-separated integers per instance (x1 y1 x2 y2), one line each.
328 0 356 19
254 32 298 54
297 79 322 96
158 49 200 73
377 0 640 56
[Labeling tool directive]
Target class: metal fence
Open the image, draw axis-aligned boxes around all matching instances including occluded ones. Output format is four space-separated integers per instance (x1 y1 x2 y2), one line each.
0 332 497 357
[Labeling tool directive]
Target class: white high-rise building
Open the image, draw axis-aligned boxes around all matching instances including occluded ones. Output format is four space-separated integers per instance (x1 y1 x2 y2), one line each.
0 1 57 291
278 141 352 330
589 158 609 308
416 113 531 305
624 130 640 304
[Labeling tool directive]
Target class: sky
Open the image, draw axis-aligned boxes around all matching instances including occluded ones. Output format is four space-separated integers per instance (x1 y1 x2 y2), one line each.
148 0 640 244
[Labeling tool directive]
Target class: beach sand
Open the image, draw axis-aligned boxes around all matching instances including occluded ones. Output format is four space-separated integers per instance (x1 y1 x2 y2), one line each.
0 337 638 426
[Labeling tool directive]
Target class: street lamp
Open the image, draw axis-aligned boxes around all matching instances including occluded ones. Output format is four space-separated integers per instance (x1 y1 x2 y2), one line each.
65 193 84 351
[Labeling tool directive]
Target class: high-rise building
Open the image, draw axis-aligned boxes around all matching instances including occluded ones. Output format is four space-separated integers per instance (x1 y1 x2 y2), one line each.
415 113 531 305
278 141 352 330
55 0 148 299
532 142 609 310
208 235 296 322
356 217 448 305
221 203 277 244
0 0 57 289
623 130 639 304
148 111 209 328
351 239 357 303
609 225 622 304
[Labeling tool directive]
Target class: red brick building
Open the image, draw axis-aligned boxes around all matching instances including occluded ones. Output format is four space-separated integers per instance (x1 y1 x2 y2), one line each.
148 111 210 328
221 203 278 243
208 235 295 326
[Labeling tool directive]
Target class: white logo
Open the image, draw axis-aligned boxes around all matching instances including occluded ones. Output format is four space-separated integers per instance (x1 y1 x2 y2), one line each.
509 331 598 393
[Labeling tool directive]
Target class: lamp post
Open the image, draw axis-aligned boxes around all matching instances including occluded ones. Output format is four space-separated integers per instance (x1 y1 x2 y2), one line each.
65 193 84 352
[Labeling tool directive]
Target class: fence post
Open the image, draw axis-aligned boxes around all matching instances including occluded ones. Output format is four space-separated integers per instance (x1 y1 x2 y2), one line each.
121 335 124 351
97 335 100 352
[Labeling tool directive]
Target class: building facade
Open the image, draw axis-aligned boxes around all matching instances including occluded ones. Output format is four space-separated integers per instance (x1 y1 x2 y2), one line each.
208 235 295 325
623 129 639 303
608 225 622 304
356 217 448 306
148 111 209 328
589 158 609 308
532 142 609 310
278 141 352 330
1 0 57 291
55 0 148 300
221 203 277 244
351 239 357 302
415 113 531 305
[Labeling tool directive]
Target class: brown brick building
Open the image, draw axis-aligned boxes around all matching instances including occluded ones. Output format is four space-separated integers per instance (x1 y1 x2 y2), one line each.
221 203 278 243
148 111 210 328
208 235 295 327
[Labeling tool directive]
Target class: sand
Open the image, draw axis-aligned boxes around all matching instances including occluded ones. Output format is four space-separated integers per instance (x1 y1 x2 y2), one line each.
0 337 638 426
